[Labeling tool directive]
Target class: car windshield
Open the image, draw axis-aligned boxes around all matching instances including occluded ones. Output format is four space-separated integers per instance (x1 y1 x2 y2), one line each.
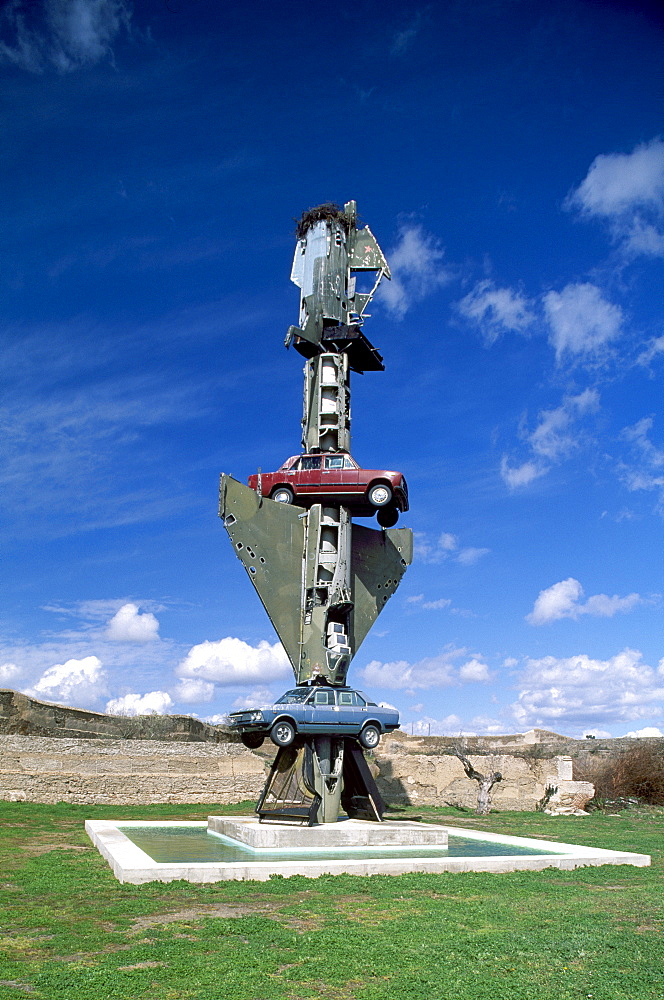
275 689 311 704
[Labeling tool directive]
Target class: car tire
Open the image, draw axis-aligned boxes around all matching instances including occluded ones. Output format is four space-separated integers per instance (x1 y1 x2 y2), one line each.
367 483 393 508
359 724 381 749
272 486 294 504
270 720 296 747
240 732 265 749
377 505 399 528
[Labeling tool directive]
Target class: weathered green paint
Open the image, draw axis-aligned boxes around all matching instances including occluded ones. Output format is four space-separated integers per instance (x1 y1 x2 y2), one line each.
219 475 412 687
219 474 305 672
347 224 391 277
350 524 413 652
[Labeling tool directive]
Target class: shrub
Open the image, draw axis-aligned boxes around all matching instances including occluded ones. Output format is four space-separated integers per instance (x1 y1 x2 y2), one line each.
580 741 664 806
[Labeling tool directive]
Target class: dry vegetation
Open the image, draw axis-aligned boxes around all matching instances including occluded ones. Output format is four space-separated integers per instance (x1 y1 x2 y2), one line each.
578 742 664 807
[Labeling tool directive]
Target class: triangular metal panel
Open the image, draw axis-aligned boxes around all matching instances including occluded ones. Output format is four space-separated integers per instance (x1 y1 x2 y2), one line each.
349 525 413 653
219 475 305 672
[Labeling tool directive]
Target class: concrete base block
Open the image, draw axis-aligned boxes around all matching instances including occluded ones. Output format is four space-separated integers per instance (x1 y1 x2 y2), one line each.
208 815 449 849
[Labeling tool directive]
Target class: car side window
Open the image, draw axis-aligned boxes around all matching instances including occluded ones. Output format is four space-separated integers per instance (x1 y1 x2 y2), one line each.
300 456 322 470
325 456 344 470
343 457 357 469
314 689 334 705
338 692 354 706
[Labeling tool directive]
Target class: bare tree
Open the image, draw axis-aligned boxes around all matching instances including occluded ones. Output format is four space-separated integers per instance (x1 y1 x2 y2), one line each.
453 748 502 815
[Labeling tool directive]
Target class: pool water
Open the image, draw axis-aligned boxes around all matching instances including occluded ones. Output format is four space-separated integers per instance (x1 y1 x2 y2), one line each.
118 824 561 865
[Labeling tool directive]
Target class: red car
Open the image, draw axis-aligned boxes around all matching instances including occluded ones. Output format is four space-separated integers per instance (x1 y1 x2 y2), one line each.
249 453 408 526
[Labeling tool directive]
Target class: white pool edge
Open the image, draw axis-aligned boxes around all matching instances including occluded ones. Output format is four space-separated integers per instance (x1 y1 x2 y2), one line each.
85 819 651 884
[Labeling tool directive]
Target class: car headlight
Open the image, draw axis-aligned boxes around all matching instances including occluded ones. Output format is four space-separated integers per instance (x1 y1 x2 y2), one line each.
247 711 263 722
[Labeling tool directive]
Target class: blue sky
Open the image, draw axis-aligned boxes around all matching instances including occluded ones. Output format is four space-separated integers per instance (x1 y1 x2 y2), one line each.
1 0 663 738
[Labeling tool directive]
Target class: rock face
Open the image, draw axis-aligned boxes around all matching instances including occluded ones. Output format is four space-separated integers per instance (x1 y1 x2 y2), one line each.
0 735 266 805
0 730 593 812
0 689 226 743
372 734 578 812
541 756 595 816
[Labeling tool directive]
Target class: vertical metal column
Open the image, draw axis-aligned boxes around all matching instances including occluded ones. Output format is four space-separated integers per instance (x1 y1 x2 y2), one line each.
302 352 351 454
298 503 352 686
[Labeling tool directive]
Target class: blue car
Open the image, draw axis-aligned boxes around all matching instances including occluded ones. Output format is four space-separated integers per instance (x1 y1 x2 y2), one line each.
229 686 400 749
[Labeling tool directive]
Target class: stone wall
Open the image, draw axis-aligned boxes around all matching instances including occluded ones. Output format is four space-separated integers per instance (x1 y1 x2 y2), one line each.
0 735 266 805
0 732 593 812
371 733 593 813
0 689 228 743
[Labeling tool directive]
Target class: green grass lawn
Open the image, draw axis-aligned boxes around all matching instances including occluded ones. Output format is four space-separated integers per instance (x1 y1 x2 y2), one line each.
1 801 663 999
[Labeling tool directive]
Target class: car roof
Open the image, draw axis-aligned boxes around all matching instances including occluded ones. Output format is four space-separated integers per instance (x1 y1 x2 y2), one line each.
287 685 360 694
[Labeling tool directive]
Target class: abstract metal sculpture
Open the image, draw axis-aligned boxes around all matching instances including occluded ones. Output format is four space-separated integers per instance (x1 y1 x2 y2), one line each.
219 202 412 824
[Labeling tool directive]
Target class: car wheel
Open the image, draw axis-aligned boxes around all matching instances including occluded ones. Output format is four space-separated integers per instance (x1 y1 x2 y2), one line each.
240 732 265 749
377 505 399 528
359 724 381 749
270 720 296 747
367 483 393 508
272 486 294 504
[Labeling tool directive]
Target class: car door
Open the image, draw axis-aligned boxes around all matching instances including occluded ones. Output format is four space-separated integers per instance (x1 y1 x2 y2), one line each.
336 689 367 733
321 454 345 497
296 455 322 498
303 687 338 731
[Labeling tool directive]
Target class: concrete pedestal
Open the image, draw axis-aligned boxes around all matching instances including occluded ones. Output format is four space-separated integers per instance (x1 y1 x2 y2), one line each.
208 815 449 849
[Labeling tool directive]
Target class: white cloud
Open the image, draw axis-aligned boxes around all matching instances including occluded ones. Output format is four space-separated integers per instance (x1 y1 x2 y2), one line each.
529 389 599 461
362 646 489 691
459 658 491 682
512 648 664 728
25 655 107 706
413 530 489 565
624 727 664 738
570 138 664 216
499 458 546 489
543 283 623 361
455 546 490 567
421 598 452 610
230 686 277 710
636 335 664 368
526 577 641 625
408 713 503 736
456 280 535 344
567 137 664 257
501 390 600 489
0 662 21 684
0 0 132 73
176 637 290 686
408 713 464 735
106 690 174 716
174 678 215 704
378 224 451 319
618 417 664 512
390 12 425 56
204 713 230 726
105 603 160 642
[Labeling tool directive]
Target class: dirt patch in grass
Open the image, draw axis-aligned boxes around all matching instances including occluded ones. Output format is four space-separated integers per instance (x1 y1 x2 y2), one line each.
118 960 169 970
17 843 89 856
127 902 278 932
287 979 371 1000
